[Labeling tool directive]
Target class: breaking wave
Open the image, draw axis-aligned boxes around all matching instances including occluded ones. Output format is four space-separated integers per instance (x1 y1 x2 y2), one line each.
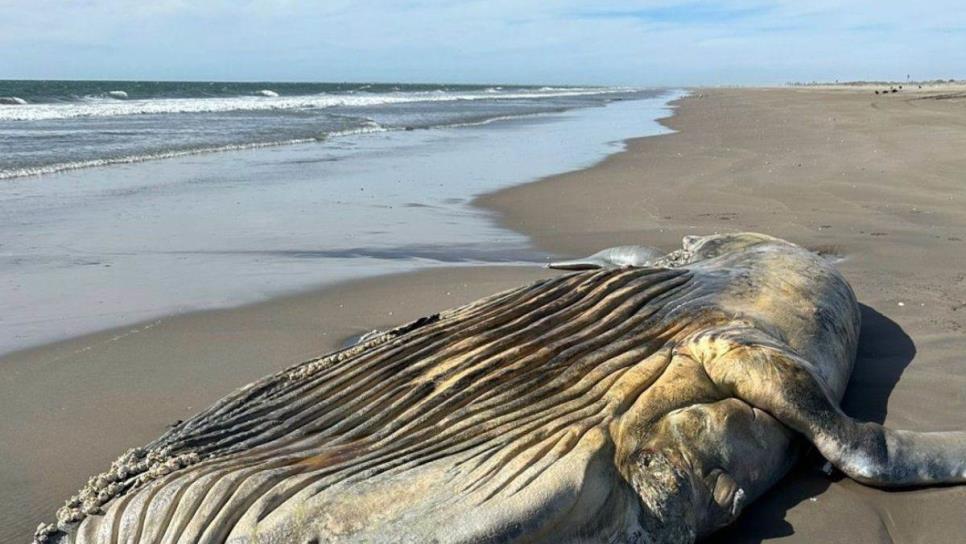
0 87 629 121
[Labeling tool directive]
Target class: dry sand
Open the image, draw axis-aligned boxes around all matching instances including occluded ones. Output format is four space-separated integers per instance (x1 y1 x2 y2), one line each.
3 86 965 542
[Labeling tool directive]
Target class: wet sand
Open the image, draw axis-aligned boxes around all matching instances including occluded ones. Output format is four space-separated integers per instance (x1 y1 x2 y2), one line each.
4 86 966 542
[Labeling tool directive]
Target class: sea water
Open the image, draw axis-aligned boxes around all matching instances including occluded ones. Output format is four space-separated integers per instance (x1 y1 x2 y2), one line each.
1 81 648 179
0 81 683 354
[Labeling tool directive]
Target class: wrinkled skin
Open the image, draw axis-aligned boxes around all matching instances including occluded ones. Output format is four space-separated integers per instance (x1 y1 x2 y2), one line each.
39 233 966 544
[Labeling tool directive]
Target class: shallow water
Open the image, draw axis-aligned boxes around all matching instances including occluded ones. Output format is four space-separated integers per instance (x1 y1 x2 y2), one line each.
0 91 683 355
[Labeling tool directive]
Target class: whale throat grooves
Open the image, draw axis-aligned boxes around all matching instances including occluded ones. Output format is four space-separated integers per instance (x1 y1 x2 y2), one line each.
43 267 699 543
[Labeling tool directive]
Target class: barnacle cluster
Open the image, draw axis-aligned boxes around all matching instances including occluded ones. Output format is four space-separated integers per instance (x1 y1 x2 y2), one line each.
34 447 200 542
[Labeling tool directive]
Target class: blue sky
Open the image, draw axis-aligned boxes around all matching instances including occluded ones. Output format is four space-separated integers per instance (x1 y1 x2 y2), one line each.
2 1 964 85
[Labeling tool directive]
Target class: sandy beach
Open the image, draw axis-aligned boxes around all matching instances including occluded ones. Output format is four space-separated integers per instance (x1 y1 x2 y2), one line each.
4 86 966 542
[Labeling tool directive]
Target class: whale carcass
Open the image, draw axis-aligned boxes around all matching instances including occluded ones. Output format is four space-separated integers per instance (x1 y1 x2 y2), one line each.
37 233 966 543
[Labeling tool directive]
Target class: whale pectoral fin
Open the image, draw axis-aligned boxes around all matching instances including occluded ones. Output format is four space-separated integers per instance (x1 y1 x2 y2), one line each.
548 245 663 270
547 258 607 270
705 344 966 487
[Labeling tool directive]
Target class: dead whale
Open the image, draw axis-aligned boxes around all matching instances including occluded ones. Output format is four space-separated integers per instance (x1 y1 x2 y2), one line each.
36 233 966 543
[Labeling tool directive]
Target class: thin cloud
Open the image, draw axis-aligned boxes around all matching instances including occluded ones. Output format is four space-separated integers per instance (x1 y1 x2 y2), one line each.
0 1 963 85
576 1 772 24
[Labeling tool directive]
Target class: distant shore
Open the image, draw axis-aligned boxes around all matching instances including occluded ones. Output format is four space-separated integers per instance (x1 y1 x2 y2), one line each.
4 86 966 542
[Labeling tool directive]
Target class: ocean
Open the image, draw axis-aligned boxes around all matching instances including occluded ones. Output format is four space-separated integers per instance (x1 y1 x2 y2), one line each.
0 81 682 355
1 80 649 179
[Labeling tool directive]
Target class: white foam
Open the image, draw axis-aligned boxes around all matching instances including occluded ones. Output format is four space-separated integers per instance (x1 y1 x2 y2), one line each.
0 96 28 105
444 111 556 129
0 139 316 179
0 123 388 180
328 122 387 138
256 89 279 97
0 87 634 121
108 90 128 99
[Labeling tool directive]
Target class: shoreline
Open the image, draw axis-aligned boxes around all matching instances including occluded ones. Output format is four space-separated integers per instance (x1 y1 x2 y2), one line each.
0 90 679 356
0 92 684 361
4 86 966 542
472 93 691 255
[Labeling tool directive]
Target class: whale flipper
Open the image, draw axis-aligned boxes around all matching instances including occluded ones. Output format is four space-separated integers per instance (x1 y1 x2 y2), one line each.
705 339 966 487
548 245 664 270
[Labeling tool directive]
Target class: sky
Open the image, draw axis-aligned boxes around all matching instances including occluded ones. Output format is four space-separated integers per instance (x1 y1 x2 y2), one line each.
2 0 965 86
